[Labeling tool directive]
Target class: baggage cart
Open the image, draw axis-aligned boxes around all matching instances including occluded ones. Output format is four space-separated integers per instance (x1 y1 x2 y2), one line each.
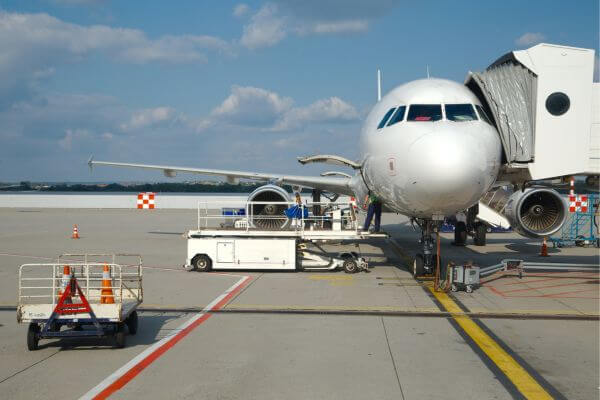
17 254 143 350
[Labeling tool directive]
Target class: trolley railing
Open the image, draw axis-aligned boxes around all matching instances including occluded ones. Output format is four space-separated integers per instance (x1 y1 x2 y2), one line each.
18 260 143 310
196 199 360 233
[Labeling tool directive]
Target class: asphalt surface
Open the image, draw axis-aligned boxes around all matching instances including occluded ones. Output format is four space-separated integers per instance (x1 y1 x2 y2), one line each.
0 208 598 400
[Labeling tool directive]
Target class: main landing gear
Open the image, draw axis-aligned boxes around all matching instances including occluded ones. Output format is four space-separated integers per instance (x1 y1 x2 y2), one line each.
452 204 486 247
412 219 441 277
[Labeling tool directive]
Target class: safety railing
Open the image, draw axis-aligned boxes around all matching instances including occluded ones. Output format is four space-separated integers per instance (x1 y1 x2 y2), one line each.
196 199 360 234
479 259 600 278
18 260 143 309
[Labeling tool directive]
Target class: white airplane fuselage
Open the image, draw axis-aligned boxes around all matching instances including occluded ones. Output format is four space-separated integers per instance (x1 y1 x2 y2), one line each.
352 78 502 218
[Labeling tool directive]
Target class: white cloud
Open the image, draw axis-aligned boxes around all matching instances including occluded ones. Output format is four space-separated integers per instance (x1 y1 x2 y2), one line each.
205 85 358 132
0 11 233 104
211 85 293 126
233 3 250 18
240 4 288 49
58 128 91 150
239 1 394 49
515 32 546 47
306 20 368 34
120 107 182 131
274 97 359 131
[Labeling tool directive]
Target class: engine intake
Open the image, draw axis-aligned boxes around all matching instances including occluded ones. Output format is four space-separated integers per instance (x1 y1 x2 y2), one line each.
503 188 567 238
247 185 291 230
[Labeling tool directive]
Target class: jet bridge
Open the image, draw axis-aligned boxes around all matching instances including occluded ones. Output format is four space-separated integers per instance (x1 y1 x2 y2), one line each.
465 43 599 181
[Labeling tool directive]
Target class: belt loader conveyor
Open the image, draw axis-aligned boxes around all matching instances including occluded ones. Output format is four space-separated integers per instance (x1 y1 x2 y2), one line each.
185 199 388 273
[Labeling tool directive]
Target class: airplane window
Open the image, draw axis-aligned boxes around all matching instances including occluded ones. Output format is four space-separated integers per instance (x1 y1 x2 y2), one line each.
475 105 493 125
407 104 442 122
377 108 396 129
386 106 406 127
445 104 478 122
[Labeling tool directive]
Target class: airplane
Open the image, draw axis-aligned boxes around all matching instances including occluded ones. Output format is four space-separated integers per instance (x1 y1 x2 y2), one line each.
93 38 600 276
90 74 575 276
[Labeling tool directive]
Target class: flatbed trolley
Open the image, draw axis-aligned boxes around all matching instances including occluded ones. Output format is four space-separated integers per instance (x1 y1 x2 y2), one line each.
17 253 143 350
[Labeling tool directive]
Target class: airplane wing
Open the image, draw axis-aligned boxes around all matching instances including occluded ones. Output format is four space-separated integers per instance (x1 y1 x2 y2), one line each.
88 158 354 196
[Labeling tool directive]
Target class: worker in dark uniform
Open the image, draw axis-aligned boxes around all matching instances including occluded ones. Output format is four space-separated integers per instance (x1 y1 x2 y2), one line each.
363 192 382 232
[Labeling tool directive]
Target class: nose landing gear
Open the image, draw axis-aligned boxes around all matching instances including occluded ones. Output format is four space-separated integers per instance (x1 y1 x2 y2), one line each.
412 219 442 277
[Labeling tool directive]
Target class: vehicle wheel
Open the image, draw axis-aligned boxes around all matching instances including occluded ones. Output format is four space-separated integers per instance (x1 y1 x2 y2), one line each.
575 236 585 247
343 259 359 274
466 285 473 293
126 311 138 335
451 283 458 292
27 323 40 351
454 222 467 246
114 323 126 348
412 254 424 277
193 254 212 272
474 223 487 246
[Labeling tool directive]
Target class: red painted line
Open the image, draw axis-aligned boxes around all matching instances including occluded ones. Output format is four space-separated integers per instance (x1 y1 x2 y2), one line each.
500 280 592 294
498 275 599 287
91 276 251 400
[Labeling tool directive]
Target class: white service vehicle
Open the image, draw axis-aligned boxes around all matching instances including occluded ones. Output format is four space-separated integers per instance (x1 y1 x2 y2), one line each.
184 200 381 273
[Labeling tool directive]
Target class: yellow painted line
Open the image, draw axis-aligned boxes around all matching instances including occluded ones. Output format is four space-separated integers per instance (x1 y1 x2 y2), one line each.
308 274 354 286
223 304 441 312
429 287 553 400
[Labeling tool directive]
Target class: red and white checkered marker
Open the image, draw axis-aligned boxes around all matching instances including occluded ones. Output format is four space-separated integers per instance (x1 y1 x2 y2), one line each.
568 194 588 213
137 192 155 209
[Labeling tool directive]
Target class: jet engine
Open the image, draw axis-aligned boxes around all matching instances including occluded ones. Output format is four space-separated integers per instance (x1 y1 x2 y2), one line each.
247 185 291 229
503 188 568 238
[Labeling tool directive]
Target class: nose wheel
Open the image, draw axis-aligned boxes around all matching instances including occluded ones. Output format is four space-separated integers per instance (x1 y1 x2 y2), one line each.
411 219 440 277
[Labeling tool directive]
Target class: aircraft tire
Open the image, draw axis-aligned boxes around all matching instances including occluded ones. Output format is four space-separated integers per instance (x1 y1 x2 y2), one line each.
413 254 424 277
454 222 467 246
474 223 487 246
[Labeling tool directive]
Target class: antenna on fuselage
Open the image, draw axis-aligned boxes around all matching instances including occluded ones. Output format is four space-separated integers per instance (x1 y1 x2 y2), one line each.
377 69 382 102
426 65 430 79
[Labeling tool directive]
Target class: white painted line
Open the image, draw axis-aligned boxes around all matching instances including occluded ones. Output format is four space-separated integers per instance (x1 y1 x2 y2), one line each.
79 275 251 400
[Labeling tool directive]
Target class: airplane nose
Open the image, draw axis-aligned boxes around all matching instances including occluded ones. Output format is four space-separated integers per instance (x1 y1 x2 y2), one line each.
406 128 493 214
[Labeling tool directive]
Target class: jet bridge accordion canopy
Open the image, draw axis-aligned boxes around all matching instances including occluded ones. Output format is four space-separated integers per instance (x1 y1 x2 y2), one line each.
467 62 536 164
466 43 598 180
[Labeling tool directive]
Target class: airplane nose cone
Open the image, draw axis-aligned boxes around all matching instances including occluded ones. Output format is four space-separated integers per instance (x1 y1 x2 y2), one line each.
406 128 495 215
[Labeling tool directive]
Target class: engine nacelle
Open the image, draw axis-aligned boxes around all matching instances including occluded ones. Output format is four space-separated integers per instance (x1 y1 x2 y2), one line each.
503 188 568 238
247 185 291 229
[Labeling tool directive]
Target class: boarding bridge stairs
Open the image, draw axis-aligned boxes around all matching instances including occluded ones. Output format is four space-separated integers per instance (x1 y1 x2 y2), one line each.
477 189 511 230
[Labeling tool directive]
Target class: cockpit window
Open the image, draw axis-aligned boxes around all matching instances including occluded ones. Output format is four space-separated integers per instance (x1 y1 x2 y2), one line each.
445 104 478 122
386 106 406 127
475 105 493 125
407 104 442 122
377 108 396 129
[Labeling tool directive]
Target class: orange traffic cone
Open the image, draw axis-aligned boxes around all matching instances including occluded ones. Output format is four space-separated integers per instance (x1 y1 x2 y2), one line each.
539 237 549 257
100 264 115 304
71 224 80 239
57 265 72 303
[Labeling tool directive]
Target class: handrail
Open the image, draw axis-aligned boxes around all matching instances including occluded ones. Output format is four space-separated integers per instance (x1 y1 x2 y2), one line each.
18 262 143 306
195 199 359 233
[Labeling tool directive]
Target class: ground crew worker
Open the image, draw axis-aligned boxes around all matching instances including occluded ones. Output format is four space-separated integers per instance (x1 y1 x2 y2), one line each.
363 192 382 232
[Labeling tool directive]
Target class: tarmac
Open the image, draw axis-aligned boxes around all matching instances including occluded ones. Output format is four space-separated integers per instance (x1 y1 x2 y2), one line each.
0 208 598 400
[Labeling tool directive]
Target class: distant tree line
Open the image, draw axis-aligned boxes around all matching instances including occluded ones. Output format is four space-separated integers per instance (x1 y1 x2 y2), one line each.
0 182 311 193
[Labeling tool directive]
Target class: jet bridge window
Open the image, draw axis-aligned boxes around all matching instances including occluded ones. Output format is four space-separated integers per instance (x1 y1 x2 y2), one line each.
377 108 396 129
386 106 406 127
407 104 442 122
445 104 478 122
475 105 493 125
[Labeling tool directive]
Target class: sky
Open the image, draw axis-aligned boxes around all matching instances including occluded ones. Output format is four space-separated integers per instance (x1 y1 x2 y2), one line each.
0 0 598 182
